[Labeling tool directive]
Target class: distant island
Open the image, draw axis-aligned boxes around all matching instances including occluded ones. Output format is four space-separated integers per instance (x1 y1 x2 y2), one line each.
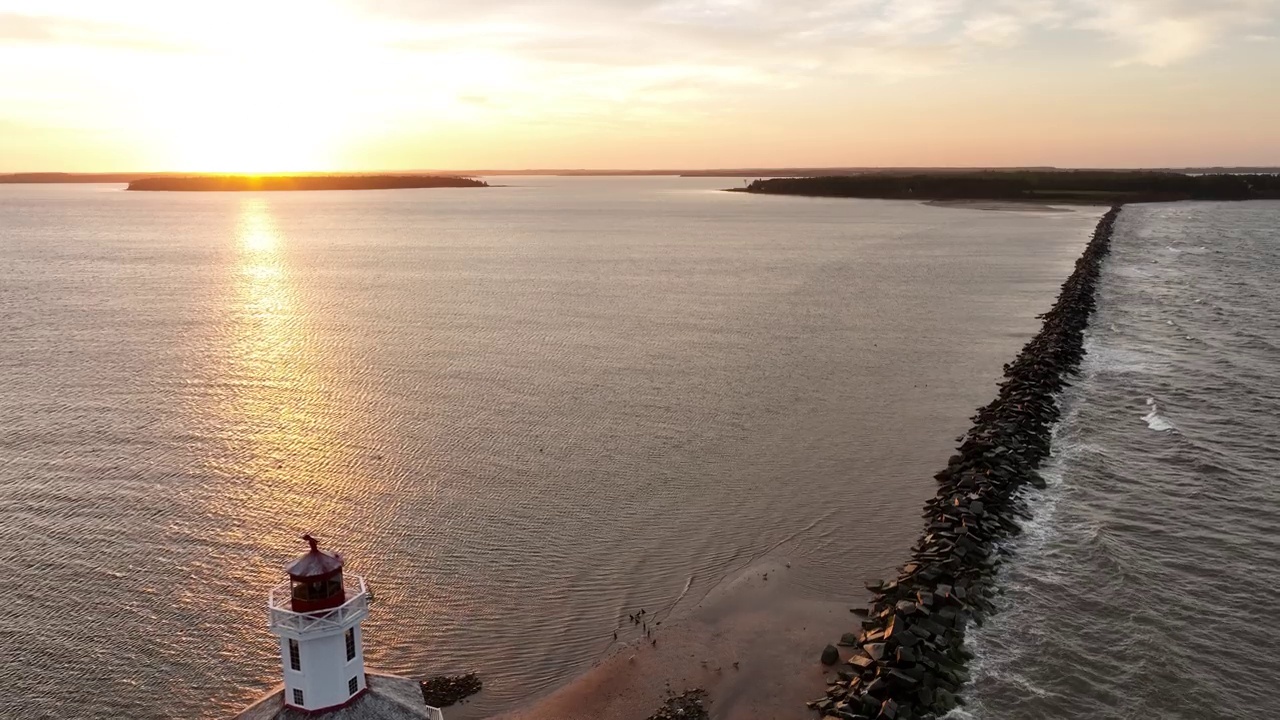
125 175 488 192
731 171 1280 204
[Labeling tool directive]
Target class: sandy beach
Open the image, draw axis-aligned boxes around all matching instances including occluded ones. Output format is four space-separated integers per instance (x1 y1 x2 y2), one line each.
494 558 856 720
923 200 1071 212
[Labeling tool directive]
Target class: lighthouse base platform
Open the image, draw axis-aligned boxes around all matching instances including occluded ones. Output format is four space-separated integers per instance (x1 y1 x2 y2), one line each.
234 671 444 720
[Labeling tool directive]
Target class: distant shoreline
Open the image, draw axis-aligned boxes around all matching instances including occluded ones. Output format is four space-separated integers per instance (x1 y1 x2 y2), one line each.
730 171 1280 204
125 175 488 192
725 186 1117 206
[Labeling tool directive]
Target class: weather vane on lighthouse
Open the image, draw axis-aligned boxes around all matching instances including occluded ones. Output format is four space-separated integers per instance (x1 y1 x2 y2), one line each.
234 535 444 719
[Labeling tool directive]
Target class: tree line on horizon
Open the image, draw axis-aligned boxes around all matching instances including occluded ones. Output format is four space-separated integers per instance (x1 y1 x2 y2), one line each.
740 171 1280 203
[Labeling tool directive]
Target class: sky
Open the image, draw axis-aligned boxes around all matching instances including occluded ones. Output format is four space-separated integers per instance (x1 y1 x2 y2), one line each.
1 0 1278 172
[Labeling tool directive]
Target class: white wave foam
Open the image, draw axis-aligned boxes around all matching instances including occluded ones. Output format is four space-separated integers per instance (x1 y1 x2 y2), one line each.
958 378 1093 717
1085 343 1151 374
1143 397 1178 432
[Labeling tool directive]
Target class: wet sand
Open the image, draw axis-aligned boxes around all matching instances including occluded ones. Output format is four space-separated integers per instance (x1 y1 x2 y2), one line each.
497 559 854 720
924 200 1071 212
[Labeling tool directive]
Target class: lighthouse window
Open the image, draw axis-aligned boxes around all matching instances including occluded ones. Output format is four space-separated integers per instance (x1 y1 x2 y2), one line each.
348 676 359 696
288 639 301 671
293 689 304 706
345 628 356 661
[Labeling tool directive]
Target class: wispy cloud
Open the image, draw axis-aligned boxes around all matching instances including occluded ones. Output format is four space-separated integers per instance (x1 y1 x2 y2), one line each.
8 0 1276 76
963 13 1027 46
332 0 1280 127
0 12 184 52
1072 0 1279 66
372 0 1279 80
3 0 1278 129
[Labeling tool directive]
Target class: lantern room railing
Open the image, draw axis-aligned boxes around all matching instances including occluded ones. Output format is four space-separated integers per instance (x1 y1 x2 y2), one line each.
268 574 369 635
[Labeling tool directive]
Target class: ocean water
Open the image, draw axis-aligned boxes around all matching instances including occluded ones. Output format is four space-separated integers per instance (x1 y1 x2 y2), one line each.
0 178 1102 719
963 201 1280 720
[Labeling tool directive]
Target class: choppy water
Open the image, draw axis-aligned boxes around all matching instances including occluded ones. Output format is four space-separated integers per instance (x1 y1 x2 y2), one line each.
964 202 1280 720
0 178 1102 719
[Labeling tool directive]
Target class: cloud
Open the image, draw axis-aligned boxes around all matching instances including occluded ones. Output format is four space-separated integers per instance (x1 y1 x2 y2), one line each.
375 0 985 126
5 0 1278 128
0 12 184 51
336 0 1278 125
867 0 966 37
0 12 59 41
963 13 1027 46
6 0 1278 71
381 0 981 80
1072 0 1279 66
12 0 1274 83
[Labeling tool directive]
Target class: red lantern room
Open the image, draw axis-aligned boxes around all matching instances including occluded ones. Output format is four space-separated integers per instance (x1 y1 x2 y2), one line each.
286 534 347 612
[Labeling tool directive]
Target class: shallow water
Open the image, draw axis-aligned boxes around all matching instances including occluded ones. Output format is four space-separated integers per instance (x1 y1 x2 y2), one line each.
0 178 1100 719
963 202 1280 720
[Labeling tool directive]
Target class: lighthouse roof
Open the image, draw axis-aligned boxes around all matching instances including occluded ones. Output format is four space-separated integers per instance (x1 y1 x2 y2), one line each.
285 535 344 579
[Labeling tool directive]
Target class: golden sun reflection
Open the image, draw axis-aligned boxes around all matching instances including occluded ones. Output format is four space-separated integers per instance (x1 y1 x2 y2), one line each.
234 201 301 374
198 199 444 684
241 215 279 255
209 199 366 551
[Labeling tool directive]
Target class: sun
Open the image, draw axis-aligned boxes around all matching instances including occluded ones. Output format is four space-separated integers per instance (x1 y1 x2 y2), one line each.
137 3 365 174
124 1 531 174
157 75 344 174
173 122 336 175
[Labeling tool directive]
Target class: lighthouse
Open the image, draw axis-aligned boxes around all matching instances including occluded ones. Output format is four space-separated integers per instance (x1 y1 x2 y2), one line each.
235 535 444 719
268 535 368 711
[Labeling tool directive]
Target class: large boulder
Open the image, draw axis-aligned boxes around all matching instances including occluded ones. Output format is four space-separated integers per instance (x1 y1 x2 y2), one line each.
821 644 840 666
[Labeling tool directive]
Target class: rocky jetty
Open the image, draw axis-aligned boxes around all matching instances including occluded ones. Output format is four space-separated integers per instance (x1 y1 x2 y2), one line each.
809 207 1122 720
419 673 481 707
647 689 709 720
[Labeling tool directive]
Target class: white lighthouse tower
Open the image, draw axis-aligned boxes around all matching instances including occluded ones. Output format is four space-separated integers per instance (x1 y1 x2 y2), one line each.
268 535 369 712
234 535 444 720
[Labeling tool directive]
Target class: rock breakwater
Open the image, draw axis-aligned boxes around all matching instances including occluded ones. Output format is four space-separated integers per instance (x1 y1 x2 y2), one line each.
809 207 1122 720
420 673 482 707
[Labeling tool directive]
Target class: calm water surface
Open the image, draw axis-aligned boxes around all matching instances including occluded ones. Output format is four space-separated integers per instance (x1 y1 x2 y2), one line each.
0 178 1101 719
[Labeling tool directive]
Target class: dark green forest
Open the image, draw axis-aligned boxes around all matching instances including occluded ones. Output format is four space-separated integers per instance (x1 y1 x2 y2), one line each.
737 171 1280 203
